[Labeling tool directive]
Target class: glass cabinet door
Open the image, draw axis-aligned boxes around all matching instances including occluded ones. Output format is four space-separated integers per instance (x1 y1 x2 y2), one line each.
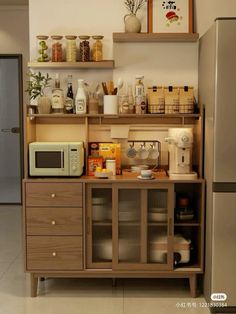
147 188 173 267
117 189 141 264
113 184 174 270
86 184 112 268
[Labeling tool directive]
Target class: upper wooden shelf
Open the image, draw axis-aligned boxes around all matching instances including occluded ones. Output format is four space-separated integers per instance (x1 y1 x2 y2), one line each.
113 33 199 43
28 60 115 69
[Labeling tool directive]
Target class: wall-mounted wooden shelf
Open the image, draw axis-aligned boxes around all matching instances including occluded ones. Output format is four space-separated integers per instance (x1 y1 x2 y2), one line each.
28 60 115 69
113 32 199 43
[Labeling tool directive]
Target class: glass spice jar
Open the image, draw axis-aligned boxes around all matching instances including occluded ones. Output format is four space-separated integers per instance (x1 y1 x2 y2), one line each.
36 35 49 62
79 36 90 62
92 35 104 61
51 35 63 62
65 35 77 62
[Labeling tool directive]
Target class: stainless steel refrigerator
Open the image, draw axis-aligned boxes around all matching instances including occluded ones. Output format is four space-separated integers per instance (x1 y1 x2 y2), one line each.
199 18 236 312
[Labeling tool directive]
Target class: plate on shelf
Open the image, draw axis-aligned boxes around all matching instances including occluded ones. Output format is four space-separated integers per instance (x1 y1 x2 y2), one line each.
137 175 155 180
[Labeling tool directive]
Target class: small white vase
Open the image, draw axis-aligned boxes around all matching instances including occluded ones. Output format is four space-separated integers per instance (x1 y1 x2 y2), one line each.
124 13 141 33
37 95 51 114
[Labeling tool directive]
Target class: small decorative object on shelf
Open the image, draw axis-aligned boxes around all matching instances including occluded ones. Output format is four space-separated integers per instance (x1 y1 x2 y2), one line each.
36 35 49 62
25 71 52 114
124 0 147 33
65 35 77 62
92 35 104 61
152 0 193 33
79 36 90 62
134 75 146 114
51 35 63 62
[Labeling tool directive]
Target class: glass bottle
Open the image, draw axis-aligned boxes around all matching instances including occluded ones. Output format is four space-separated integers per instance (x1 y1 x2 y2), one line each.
65 35 77 62
128 84 134 113
51 35 63 62
135 75 146 114
92 35 104 61
36 35 49 62
75 79 87 114
51 74 64 113
65 75 74 114
79 36 90 62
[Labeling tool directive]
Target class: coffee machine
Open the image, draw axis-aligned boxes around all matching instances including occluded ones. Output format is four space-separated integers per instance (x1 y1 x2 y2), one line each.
165 128 197 179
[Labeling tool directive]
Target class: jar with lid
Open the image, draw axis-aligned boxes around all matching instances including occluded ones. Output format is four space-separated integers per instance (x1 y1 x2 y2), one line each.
118 95 129 114
106 159 116 176
65 35 77 62
135 75 146 114
37 35 49 62
79 36 90 62
92 35 104 61
51 35 63 62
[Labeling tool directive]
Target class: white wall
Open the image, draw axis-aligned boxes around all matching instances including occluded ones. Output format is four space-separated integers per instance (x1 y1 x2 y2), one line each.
0 6 29 97
195 0 236 36
28 0 236 166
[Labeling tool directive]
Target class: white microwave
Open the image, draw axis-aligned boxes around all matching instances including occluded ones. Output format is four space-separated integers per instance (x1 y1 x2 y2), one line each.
29 142 84 177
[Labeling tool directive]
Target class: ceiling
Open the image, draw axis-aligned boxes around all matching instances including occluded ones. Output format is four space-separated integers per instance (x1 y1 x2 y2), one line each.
0 0 28 5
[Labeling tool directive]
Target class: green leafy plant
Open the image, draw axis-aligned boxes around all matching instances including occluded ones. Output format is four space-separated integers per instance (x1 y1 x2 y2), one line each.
25 71 52 100
124 0 147 14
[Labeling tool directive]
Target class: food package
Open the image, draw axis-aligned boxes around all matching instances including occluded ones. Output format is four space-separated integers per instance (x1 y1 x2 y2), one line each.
147 86 165 114
99 143 121 175
164 86 179 114
179 86 194 114
87 156 103 176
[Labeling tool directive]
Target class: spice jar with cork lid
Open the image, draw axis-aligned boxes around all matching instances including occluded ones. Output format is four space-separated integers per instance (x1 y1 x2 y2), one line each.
65 35 77 62
92 35 104 61
79 36 90 62
37 35 49 62
51 35 63 62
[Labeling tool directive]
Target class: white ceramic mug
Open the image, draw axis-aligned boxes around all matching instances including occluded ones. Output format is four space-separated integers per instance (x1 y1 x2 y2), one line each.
104 95 118 114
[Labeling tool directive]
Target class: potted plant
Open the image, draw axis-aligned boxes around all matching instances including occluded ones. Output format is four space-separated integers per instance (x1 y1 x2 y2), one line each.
124 0 147 33
26 71 52 114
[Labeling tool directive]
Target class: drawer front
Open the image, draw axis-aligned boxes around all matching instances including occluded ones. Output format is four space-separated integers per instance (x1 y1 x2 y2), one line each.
26 183 83 207
27 236 83 270
26 207 82 236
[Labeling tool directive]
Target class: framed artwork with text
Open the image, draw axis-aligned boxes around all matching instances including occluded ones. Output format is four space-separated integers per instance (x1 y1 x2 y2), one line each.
152 0 193 33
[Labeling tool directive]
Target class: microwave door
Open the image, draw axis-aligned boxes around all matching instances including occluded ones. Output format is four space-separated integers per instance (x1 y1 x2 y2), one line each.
30 148 69 176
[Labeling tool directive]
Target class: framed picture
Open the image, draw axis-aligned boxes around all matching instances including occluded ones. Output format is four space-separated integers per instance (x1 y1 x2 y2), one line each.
152 0 193 33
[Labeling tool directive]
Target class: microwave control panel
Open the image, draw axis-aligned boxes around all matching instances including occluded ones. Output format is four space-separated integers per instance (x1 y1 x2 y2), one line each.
69 143 84 176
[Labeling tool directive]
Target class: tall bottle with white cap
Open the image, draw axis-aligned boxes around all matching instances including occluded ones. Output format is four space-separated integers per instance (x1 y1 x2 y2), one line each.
75 79 87 114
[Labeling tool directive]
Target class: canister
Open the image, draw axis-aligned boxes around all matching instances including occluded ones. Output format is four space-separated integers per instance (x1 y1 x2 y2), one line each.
106 159 116 176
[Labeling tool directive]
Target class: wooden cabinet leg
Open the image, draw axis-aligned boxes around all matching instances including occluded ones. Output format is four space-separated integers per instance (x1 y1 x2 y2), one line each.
189 274 197 298
31 274 38 297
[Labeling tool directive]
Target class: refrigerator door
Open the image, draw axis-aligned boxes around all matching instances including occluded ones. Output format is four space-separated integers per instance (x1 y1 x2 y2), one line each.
212 192 236 306
214 19 236 182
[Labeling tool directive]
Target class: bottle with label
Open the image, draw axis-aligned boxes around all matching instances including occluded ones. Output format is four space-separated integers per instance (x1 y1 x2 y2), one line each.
135 75 146 114
75 79 87 114
128 84 134 113
65 75 74 114
51 74 64 113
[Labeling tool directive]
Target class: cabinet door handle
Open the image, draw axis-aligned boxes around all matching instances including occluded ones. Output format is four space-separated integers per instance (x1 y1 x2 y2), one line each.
168 218 173 236
52 252 57 257
51 220 56 225
51 193 56 198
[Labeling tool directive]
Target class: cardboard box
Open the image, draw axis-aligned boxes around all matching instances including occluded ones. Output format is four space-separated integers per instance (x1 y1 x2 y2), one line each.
99 143 121 175
87 156 103 176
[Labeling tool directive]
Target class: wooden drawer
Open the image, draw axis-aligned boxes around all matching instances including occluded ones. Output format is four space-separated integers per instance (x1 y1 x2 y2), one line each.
27 236 83 270
26 183 83 207
26 207 82 236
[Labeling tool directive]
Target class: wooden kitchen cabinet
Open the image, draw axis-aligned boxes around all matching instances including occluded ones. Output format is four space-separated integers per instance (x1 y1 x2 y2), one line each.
23 45 204 297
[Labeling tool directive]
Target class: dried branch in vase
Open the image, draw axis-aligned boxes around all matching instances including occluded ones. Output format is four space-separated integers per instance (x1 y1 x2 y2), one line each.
124 0 147 15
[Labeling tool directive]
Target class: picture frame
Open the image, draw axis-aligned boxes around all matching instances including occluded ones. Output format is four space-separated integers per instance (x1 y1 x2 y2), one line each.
150 0 193 33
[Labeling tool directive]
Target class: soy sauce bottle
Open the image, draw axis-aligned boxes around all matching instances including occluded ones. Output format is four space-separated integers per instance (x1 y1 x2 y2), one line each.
65 75 74 114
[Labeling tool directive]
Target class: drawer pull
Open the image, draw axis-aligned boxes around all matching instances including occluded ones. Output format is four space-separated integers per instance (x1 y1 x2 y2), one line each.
51 193 56 198
51 220 56 225
52 252 57 257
